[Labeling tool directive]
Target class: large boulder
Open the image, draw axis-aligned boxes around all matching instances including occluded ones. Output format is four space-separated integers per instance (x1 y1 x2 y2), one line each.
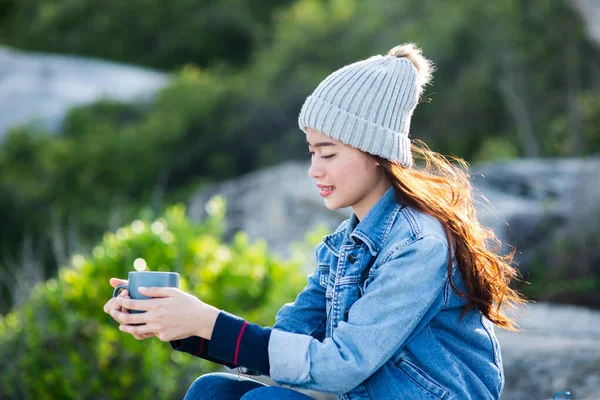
187 161 351 260
188 157 600 268
0 46 168 140
471 157 600 272
497 303 600 399
571 0 600 48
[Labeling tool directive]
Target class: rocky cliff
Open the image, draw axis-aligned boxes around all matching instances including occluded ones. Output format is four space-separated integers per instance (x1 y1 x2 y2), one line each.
0 46 167 140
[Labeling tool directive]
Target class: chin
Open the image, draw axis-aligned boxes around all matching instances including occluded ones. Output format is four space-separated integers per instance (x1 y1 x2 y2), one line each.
323 202 337 211
323 198 348 211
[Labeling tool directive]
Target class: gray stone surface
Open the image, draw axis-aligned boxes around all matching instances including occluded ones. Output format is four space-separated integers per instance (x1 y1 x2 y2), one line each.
187 160 351 260
571 0 600 48
497 303 600 399
471 157 600 272
0 46 168 139
189 157 600 268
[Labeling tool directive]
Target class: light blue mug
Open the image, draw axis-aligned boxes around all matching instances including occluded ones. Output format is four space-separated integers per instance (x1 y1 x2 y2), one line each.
113 271 179 315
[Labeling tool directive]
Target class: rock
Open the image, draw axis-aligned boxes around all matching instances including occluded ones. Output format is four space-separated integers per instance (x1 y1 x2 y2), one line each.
187 161 351 260
497 303 600 399
0 46 168 140
471 157 600 272
188 157 600 270
571 0 600 48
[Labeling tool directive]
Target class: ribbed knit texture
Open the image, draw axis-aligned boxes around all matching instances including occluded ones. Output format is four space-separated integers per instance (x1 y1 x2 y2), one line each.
298 55 418 168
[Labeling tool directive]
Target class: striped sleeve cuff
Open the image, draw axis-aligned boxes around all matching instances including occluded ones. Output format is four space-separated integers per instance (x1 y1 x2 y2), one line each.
209 311 271 376
169 336 237 368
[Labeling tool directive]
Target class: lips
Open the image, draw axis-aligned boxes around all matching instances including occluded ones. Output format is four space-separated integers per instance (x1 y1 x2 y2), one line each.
317 184 336 197
317 184 335 190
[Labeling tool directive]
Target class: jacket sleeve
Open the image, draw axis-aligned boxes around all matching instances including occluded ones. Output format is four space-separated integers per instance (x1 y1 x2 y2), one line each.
272 242 328 340
268 235 451 395
169 337 238 369
168 242 329 376
177 242 328 377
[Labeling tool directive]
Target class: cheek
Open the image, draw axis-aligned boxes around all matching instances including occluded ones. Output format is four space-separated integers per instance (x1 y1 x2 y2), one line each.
334 165 369 192
328 152 376 187
330 162 355 185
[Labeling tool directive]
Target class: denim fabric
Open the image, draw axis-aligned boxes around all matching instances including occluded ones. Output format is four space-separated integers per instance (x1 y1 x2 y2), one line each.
184 372 314 400
269 186 503 399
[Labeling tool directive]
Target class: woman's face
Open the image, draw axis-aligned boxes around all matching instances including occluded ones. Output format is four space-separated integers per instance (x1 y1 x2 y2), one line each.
306 128 391 220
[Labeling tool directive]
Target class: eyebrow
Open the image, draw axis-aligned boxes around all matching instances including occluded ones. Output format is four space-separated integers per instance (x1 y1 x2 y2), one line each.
306 140 336 148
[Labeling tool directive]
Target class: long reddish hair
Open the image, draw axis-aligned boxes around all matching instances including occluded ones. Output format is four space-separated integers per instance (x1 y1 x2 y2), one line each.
374 141 526 331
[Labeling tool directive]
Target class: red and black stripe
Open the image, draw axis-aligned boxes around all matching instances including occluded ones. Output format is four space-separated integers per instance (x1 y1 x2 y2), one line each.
169 311 271 376
209 311 271 376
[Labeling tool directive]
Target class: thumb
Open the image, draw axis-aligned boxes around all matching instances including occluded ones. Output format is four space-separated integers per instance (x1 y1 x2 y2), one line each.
109 277 128 288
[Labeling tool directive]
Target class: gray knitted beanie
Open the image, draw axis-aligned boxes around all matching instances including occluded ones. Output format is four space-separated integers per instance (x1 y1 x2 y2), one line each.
298 44 432 168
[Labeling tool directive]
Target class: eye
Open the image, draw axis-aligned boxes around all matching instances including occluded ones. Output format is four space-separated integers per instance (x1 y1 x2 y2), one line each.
307 151 335 160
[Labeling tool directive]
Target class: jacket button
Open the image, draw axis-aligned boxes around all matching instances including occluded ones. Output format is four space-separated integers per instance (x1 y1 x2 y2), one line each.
347 254 356 263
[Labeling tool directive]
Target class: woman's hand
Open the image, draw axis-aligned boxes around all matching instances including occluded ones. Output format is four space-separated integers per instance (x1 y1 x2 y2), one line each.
103 278 155 340
108 286 221 342
103 278 129 314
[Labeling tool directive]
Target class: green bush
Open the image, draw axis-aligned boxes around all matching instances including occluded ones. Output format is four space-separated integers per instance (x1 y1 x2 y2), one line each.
0 66 241 313
0 197 309 399
0 0 294 70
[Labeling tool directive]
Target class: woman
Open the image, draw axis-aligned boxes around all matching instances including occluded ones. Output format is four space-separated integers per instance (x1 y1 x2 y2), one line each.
104 43 524 399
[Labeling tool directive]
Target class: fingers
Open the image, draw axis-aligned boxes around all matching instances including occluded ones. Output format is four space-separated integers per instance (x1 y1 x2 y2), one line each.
116 291 130 313
119 323 157 340
132 332 155 340
104 290 130 314
138 286 178 298
103 298 114 314
110 308 146 326
109 277 128 288
114 295 164 312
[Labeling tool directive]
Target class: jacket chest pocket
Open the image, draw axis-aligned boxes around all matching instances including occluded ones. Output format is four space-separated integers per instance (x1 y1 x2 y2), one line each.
318 264 330 288
359 268 377 297
318 264 335 330
319 265 336 296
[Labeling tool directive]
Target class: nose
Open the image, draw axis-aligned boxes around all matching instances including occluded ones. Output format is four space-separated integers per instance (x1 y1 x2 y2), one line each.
308 158 323 179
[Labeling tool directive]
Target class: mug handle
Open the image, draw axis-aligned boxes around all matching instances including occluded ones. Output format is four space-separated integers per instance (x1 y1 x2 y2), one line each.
113 284 129 298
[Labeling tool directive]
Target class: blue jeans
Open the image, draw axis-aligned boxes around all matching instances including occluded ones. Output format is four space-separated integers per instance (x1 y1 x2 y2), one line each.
184 372 316 400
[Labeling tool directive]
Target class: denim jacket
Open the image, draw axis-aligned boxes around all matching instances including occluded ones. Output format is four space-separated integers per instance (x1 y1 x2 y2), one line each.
268 186 504 399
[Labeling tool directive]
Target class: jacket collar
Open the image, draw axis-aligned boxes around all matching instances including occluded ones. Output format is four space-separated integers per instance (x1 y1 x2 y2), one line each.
323 186 404 257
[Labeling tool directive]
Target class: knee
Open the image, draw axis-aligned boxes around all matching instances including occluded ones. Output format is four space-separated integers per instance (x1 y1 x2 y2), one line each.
200 372 233 381
184 373 234 400
191 372 232 387
241 386 309 400
241 387 270 400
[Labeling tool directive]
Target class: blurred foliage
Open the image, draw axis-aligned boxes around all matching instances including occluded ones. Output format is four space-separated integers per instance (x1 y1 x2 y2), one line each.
0 0 294 70
0 198 309 399
241 0 600 160
0 67 243 312
1 0 600 313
